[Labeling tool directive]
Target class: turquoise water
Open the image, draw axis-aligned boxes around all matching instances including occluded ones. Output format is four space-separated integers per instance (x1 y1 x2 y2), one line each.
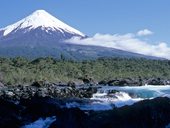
76 85 170 110
56 85 170 111
100 85 170 98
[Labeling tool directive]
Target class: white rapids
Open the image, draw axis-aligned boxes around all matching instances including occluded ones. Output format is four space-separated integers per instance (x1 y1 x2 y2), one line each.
65 85 170 111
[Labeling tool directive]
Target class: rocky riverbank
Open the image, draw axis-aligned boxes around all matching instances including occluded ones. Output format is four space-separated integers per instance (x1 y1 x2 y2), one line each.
0 81 98 101
81 76 170 86
0 96 170 128
102 77 170 86
0 77 170 101
0 80 170 128
80 76 170 86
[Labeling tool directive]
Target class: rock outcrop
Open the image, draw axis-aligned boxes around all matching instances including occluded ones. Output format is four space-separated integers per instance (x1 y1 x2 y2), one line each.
0 97 170 128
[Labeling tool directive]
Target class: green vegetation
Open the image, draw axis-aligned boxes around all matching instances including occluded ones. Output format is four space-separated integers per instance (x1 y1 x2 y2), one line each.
0 57 170 85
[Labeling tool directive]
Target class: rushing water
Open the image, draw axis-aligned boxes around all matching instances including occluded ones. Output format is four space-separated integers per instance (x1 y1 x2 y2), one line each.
65 85 170 111
22 116 56 128
21 85 170 128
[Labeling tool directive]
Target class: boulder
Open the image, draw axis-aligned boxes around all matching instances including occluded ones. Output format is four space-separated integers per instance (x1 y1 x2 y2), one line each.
98 80 108 85
147 78 165 85
83 87 97 98
31 81 45 88
0 82 4 88
67 81 76 88
79 76 96 85
35 88 49 98
85 97 170 128
108 78 142 86
0 98 22 128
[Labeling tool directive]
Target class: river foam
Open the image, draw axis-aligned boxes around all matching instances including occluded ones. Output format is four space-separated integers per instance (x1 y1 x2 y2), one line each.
64 85 170 111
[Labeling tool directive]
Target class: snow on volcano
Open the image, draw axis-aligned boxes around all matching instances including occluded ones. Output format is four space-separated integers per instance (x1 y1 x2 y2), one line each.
0 10 85 38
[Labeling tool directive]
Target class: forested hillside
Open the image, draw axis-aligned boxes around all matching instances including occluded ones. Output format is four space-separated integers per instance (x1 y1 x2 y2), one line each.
0 57 170 85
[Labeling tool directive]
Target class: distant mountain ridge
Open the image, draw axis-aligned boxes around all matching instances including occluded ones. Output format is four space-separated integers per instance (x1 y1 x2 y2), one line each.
0 10 162 60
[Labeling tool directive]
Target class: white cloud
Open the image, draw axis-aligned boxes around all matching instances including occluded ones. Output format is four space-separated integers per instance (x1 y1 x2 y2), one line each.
66 32 170 59
137 29 153 36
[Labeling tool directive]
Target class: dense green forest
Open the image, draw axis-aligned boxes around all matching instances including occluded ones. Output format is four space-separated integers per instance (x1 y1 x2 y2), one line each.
0 57 170 85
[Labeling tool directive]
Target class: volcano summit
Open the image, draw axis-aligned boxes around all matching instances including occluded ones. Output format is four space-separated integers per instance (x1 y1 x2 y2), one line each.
0 10 159 59
0 10 85 45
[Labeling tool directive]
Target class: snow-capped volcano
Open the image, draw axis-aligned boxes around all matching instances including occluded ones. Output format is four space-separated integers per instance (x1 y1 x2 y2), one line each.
0 10 161 60
0 10 85 37
0 10 85 43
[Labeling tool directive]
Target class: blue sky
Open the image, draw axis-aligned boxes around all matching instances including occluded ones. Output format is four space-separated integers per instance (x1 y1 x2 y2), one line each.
0 0 170 41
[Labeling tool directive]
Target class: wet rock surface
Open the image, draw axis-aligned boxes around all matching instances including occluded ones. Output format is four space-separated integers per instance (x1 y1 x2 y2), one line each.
85 97 170 128
0 77 169 101
0 82 98 101
0 81 170 128
106 77 170 86
0 97 170 128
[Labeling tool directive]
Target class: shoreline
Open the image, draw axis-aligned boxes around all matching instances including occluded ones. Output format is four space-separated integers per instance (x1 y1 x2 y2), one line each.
0 95 170 128
0 80 170 101
0 81 170 127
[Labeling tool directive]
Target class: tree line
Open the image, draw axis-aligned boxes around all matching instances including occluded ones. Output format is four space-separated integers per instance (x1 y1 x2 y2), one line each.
0 57 170 85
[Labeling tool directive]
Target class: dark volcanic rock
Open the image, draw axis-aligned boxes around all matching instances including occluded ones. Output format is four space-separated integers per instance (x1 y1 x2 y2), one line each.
0 82 4 88
49 108 86 128
108 78 142 86
31 81 45 88
85 97 170 128
79 76 97 85
20 97 61 122
0 78 169 102
107 77 170 86
11 97 87 128
98 80 108 85
0 98 23 128
84 87 98 98
35 88 49 97
21 97 170 128
67 81 76 88
0 96 170 128
0 82 100 101
146 78 166 85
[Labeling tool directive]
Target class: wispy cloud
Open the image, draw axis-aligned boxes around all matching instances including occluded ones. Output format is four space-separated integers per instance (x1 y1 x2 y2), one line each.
137 29 153 36
66 30 170 59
